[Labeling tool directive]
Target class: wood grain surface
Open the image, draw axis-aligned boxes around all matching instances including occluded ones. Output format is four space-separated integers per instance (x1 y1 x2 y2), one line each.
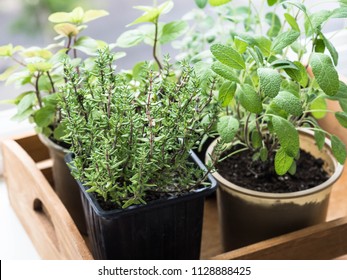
1 131 92 260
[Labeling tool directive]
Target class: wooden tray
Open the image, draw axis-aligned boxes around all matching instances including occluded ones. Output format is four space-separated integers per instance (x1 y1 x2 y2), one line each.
2 131 347 260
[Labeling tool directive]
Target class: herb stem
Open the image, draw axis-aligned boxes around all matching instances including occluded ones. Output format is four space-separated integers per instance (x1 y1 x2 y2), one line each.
153 18 163 70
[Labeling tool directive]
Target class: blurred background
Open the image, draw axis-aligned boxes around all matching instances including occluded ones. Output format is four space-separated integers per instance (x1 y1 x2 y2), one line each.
0 0 346 111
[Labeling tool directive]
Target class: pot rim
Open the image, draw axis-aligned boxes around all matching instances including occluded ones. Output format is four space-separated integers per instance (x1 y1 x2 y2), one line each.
206 128 344 199
38 133 70 154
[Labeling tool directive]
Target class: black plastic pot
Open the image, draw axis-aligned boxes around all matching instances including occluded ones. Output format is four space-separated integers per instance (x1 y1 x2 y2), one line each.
65 151 217 260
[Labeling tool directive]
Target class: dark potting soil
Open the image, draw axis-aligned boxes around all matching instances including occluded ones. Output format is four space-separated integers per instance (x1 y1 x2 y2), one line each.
216 149 330 193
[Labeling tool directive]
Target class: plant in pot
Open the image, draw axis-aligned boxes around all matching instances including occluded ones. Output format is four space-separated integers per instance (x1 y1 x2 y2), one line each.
60 48 217 260
204 0 347 251
0 7 116 234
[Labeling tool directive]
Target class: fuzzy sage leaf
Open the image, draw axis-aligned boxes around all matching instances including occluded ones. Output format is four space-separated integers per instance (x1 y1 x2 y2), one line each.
272 116 299 157
217 115 239 142
210 44 245 70
310 53 339 96
331 135 347 164
257 68 281 98
237 84 263 114
275 147 294 175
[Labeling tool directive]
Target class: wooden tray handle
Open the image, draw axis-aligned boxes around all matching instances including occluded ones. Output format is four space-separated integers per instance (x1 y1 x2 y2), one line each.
1 134 92 260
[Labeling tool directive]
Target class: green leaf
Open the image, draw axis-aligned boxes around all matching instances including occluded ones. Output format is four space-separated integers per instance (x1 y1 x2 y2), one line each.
323 81 347 112
11 108 34 122
314 130 325 150
281 79 300 97
265 12 281 37
251 130 262 149
260 146 268 162
284 1 307 13
272 116 299 157
271 30 300 53
27 62 53 73
284 61 308 87
53 23 79 37
288 161 297 175
305 10 332 36
194 61 214 82
43 93 61 107
219 82 236 107
17 92 36 114
255 36 272 57
208 0 231 6
271 59 299 70
195 0 208 8
257 68 282 98
247 48 262 66
314 39 325 53
128 1 173 26
210 44 245 70
310 96 327 119
217 115 239 142
128 9 159 26
331 135 347 164
275 147 294 175
211 62 239 82
157 1 174 14
160 21 188 44
53 122 67 141
273 91 303 116
284 13 300 31
267 0 278 6
0 44 14 56
73 36 99 55
237 84 263 114
334 82 347 112
310 53 339 96
49 10 76 23
335 112 347 128
33 105 56 128
116 29 145 48
320 32 338 66
48 7 108 24
331 7 347 18
22 48 53 59
339 0 347 8
234 36 248 54
82 10 109 23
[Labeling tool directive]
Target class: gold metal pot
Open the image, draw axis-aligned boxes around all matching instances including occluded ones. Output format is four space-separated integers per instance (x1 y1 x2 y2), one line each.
206 129 344 252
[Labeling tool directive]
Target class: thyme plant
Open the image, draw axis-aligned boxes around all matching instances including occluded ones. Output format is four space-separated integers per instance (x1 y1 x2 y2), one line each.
61 49 217 209
206 0 347 175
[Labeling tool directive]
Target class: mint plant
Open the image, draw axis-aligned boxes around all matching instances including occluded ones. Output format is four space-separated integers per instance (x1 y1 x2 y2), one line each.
207 0 347 175
0 7 118 140
60 48 217 208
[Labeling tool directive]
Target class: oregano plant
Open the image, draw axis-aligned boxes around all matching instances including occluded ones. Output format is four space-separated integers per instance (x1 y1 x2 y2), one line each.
207 0 347 175
60 48 217 208
115 1 188 70
0 7 122 140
